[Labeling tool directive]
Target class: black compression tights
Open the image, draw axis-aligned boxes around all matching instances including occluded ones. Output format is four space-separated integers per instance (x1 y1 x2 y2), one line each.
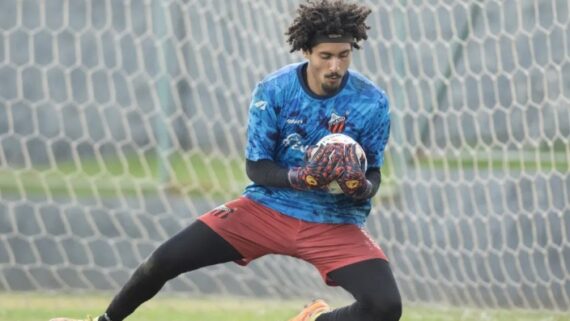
104 220 243 321
319 259 402 321
103 220 401 321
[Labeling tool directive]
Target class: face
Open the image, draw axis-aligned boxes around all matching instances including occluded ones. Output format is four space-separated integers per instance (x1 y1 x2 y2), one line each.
304 42 352 95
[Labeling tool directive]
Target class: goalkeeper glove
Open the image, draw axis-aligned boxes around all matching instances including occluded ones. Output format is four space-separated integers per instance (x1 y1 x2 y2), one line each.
337 144 373 200
288 143 343 190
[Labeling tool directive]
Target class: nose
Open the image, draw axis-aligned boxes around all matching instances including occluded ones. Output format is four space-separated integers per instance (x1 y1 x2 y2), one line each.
329 57 341 72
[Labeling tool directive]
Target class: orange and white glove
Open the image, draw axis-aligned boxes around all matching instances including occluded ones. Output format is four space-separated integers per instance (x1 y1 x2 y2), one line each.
288 143 344 190
337 144 373 199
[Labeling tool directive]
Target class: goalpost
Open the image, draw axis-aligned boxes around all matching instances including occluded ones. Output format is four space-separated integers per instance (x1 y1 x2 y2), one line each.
0 0 569 312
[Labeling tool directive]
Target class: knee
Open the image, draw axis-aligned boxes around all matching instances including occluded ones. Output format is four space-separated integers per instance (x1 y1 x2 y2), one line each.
138 254 164 277
381 298 402 321
360 293 402 321
139 248 177 278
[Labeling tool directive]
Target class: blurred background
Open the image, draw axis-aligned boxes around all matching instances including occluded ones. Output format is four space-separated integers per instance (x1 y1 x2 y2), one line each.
0 0 568 315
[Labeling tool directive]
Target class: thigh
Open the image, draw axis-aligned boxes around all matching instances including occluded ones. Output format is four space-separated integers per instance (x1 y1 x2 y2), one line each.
296 223 387 285
151 219 244 273
198 197 301 264
327 259 400 303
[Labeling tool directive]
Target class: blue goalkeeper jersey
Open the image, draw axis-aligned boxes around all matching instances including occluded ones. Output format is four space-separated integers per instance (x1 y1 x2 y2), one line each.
243 62 390 226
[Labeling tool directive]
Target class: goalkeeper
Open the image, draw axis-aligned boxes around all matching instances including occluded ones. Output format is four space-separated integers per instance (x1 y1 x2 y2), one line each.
51 1 401 321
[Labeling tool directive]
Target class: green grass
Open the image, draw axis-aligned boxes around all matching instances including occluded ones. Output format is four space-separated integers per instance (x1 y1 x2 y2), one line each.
0 149 567 199
0 293 567 321
0 152 398 199
0 152 250 199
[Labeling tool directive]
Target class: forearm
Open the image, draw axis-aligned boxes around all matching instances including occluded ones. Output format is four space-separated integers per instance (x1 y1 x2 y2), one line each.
246 159 382 198
246 159 291 187
364 168 381 198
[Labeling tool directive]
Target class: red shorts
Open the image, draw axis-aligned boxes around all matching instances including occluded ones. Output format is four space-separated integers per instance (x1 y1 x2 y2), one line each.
198 196 387 285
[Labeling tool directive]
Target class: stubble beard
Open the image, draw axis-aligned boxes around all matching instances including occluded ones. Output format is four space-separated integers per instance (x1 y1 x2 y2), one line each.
322 72 343 94
321 82 340 94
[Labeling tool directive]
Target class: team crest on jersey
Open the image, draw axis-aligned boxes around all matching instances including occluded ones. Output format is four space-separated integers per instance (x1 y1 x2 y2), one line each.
328 112 347 133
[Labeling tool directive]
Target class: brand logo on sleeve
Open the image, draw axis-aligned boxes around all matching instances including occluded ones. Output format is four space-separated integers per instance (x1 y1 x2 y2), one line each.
253 100 267 110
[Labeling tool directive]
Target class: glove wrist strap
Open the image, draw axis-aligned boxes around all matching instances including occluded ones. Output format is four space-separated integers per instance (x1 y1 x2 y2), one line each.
287 167 303 190
353 180 374 200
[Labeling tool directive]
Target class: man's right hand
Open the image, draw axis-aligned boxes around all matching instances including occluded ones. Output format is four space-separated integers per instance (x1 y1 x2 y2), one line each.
288 144 344 190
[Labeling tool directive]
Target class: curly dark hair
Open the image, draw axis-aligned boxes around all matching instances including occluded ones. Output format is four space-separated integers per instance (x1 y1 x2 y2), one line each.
285 0 372 53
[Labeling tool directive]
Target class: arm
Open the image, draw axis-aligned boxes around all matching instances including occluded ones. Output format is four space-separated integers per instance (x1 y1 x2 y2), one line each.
364 167 381 198
339 95 389 200
246 142 344 190
246 159 290 188
246 155 378 194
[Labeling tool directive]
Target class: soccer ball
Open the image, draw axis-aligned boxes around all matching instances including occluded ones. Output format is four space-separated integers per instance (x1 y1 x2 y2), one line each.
310 133 367 194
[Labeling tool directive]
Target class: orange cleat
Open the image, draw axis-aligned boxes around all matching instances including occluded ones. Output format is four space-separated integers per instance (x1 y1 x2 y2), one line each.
288 299 331 321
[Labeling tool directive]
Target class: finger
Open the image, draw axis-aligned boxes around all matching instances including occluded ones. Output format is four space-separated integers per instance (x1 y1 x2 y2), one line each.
320 144 341 165
343 144 352 159
332 163 345 177
341 145 353 168
304 146 316 161
348 144 359 164
311 145 327 163
327 145 341 164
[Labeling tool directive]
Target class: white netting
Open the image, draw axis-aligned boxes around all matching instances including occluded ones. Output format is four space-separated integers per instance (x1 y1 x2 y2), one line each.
0 0 568 311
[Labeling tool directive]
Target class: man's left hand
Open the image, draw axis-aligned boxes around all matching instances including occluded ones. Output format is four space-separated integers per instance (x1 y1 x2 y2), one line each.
337 144 373 199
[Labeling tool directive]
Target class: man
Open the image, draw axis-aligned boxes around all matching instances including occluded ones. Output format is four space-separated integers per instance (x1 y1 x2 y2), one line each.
51 1 401 321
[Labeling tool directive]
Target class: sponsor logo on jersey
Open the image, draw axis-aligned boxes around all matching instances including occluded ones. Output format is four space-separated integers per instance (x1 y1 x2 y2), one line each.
286 118 304 124
328 112 346 133
282 133 307 152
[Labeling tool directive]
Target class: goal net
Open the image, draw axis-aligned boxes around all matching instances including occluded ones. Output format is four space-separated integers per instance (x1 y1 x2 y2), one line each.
0 0 568 311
